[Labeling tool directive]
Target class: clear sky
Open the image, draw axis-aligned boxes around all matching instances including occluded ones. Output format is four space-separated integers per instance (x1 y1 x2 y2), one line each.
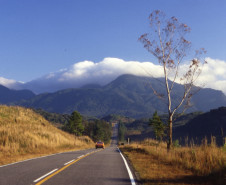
0 0 226 83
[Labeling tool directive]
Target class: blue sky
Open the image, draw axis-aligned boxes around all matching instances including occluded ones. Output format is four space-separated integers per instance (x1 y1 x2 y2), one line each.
0 0 226 93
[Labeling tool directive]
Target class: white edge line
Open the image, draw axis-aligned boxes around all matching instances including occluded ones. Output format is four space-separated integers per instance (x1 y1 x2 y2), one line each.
33 168 58 183
118 147 136 185
64 159 75 165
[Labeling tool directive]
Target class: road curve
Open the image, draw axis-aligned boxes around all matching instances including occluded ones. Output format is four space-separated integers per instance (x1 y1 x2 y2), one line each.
0 124 136 185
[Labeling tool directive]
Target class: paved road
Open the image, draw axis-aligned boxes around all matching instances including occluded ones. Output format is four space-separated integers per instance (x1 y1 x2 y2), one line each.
0 124 136 185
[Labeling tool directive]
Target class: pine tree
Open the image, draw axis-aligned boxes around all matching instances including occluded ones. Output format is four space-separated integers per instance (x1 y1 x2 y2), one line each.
118 122 126 142
149 111 165 142
67 111 84 136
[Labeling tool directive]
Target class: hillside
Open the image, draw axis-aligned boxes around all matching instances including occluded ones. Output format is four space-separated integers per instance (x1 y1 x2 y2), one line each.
124 107 226 146
174 107 226 145
125 112 202 141
16 74 226 118
0 85 35 104
0 105 94 165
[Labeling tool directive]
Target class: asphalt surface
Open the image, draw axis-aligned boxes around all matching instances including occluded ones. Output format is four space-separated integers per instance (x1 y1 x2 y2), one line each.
0 124 135 185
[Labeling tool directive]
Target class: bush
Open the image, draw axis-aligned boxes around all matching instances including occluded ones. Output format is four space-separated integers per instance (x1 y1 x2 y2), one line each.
173 139 181 148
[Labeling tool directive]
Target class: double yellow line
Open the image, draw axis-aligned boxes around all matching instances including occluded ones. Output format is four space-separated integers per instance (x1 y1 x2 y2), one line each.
35 150 100 185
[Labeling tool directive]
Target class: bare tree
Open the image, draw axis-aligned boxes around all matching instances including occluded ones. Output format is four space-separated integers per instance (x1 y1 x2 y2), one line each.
139 10 206 151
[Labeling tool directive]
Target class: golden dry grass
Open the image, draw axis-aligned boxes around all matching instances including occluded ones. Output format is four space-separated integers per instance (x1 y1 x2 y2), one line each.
0 105 94 165
120 139 226 185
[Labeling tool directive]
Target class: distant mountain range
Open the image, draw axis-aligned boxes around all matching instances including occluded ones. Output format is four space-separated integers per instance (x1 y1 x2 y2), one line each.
0 74 223 118
0 85 35 104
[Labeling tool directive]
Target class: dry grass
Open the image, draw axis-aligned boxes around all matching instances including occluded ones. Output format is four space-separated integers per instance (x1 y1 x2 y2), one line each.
120 138 226 185
0 105 94 165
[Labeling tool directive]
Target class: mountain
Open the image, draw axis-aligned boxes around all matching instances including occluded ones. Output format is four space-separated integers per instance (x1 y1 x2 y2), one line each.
174 107 226 145
0 85 35 104
16 74 226 118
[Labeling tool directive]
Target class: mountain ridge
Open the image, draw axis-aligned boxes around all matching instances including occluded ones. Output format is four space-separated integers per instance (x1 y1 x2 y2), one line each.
0 85 35 104
14 74 226 118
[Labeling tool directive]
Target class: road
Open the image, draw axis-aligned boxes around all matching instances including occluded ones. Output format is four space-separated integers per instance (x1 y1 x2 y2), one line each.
0 124 136 185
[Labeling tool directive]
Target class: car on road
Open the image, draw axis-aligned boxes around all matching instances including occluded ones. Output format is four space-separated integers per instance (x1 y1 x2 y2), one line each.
95 141 105 149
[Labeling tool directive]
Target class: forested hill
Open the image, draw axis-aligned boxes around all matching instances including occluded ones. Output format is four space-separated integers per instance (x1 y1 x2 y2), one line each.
174 107 226 145
16 74 226 118
0 85 35 104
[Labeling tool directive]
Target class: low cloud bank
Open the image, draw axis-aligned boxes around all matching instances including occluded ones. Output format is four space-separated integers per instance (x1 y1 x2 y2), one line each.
0 77 23 89
20 57 164 94
0 57 225 95
196 58 226 94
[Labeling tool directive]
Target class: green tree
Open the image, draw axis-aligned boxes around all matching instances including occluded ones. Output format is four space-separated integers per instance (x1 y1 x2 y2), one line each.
149 111 165 142
84 120 112 144
95 120 112 144
118 122 127 142
64 111 84 136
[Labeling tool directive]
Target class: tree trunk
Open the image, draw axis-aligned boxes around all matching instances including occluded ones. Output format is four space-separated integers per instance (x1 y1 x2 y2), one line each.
167 114 173 152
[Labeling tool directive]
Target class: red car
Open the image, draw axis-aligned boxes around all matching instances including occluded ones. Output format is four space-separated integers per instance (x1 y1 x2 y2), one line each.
95 141 105 149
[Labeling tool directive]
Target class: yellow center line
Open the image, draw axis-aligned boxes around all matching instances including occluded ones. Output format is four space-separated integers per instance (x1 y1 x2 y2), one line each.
35 150 101 185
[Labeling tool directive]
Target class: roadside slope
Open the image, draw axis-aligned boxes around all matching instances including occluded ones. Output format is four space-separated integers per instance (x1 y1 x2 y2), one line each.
0 105 94 165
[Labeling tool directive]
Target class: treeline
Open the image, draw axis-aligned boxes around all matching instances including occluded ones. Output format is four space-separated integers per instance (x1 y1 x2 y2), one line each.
84 120 112 144
34 109 112 144
33 108 70 125
118 122 127 142
63 111 112 144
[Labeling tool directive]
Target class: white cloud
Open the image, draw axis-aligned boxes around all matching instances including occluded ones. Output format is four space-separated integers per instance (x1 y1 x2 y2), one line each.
22 57 165 93
195 57 226 94
0 77 23 89
0 77 16 87
0 57 225 95
59 58 164 85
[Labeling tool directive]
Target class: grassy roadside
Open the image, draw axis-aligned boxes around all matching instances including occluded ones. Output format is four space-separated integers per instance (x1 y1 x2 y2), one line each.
0 105 94 165
120 139 226 185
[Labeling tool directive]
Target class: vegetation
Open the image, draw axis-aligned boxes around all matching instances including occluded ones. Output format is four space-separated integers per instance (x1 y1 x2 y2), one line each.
84 119 112 144
118 122 127 142
125 106 226 147
102 114 135 124
34 108 112 144
139 10 207 150
120 139 226 185
63 111 84 136
125 112 202 142
174 107 226 146
149 111 166 142
33 108 70 126
0 105 94 165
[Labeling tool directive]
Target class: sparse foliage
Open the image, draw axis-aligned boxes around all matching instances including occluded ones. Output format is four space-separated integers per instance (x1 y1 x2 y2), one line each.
139 10 207 150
